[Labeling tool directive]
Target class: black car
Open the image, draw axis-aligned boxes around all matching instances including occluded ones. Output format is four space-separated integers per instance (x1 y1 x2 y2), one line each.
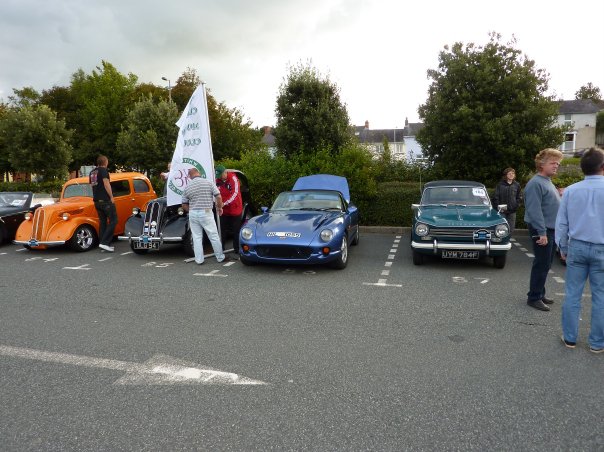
0 192 55 244
118 170 255 255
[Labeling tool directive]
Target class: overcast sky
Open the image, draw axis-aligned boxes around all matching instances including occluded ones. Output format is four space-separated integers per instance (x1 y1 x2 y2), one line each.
2 0 603 129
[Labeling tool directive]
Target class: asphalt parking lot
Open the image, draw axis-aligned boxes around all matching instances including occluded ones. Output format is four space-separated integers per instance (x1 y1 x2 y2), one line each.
1 231 603 450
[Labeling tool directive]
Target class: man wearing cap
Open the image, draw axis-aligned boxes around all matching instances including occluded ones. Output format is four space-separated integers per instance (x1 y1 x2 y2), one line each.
215 165 243 253
181 168 229 265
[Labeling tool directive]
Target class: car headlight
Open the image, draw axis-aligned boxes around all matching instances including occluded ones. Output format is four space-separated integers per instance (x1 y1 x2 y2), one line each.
24 212 32 220
61 213 70 221
132 207 140 215
415 223 429 236
320 229 334 242
241 227 253 240
495 223 509 238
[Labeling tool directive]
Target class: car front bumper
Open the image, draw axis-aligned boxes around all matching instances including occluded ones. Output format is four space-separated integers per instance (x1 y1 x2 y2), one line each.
411 240 511 255
13 239 65 247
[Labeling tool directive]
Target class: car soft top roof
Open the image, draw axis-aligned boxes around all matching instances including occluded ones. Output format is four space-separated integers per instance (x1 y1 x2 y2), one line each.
292 174 350 203
423 180 485 188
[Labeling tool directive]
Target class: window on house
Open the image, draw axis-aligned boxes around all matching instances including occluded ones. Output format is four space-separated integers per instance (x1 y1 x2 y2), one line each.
564 114 573 127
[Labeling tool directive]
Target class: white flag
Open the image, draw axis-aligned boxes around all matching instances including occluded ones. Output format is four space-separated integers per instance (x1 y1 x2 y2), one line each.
166 85 215 206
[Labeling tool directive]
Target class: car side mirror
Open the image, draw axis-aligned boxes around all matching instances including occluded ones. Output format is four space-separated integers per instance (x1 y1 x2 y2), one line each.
261 206 269 214
497 204 507 213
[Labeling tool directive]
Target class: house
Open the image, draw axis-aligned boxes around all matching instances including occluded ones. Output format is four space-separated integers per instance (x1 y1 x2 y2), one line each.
557 99 604 153
355 118 425 161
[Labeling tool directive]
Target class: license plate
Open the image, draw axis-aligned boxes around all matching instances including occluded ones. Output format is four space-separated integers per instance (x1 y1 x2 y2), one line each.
442 250 479 259
28 239 39 247
134 240 159 250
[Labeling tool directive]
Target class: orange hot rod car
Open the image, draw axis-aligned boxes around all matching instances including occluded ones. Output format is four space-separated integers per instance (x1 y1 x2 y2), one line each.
14 172 157 252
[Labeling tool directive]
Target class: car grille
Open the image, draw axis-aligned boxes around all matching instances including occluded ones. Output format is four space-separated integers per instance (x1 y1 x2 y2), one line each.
256 245 312 259
429 228 490 238
31 208 45 240
143 201 163 236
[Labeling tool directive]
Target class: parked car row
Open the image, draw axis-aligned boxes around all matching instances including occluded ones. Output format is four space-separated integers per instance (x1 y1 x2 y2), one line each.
3 173 512 270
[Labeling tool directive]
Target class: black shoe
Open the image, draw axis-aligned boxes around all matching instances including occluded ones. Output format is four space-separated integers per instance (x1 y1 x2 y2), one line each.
561 335 576 349
527 300 550 311
542 296 554 305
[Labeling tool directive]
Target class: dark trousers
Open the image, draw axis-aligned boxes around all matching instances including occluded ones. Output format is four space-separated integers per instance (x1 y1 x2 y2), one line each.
94 201 117 246
527 224 556 302
220 215 242 252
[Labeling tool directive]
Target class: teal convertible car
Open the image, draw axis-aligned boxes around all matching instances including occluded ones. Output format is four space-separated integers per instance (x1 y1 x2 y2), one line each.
410 180 511 268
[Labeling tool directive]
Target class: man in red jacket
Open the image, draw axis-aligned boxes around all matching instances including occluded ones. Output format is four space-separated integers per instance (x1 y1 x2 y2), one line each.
215 165 243 253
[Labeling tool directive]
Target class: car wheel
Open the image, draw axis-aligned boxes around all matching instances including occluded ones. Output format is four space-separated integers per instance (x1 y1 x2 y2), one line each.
330 235 348 269
68 225 98 252
130 243 149 255
493 254 507 269
182 230 194 257
412 250 424 265
351 226 360 246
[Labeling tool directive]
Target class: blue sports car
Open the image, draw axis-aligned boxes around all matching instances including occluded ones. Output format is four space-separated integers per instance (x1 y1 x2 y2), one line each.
238 174 360 269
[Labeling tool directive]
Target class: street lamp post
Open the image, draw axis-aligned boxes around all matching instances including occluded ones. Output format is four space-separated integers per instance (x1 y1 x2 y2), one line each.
161 76 172 103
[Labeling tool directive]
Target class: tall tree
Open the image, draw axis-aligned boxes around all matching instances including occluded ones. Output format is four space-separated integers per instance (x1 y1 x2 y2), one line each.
575 83 602 101
69 61 138 170
171 67 201 112
116 96 179 175
0 105 73 179
7 87 41 108
417 33 565 182
274 62 351 157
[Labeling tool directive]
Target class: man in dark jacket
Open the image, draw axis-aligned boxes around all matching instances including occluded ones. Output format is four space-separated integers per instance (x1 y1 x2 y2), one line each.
493 167 522 235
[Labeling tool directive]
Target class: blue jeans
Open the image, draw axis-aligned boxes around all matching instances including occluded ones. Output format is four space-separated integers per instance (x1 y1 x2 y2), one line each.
188 210 225 264
561 239 604 349
94 201 117 246
526 225 556 302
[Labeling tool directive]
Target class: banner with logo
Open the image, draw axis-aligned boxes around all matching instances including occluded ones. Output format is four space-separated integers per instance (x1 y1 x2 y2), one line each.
166 84 215 206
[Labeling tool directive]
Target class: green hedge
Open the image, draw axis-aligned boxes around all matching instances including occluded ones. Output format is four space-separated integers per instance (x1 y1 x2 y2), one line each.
0 180 64 197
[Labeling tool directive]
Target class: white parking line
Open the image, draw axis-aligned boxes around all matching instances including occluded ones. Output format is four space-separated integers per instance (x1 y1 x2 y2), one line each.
526 253 534 258
16 248 27 252
223 261 236 267
555 292 591 298
384 261 392 267
98 257 112 262
63 264 91 271
389 249 397 253
387 254 395 260
381 270 390 276
194 270 227 277
121 251 133 255
553 276 565 283
362 281 403 287
520 248 528 252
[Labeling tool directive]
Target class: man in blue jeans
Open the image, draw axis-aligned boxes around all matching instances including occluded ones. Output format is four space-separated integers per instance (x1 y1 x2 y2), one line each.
181 167 230 265
524 148 563 311
556 147 604 353
89 155 117 252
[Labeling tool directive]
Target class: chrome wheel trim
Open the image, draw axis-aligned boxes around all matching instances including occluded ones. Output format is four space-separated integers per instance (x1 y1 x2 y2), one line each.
340 236 348 263
77 228 94 249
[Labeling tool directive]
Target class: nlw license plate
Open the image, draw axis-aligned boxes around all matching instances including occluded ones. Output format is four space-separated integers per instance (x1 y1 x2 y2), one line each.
134 240 159 250
442 250 479 259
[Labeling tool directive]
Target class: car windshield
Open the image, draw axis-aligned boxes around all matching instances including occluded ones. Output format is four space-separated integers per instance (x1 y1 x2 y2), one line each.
421 186 491 207
63 183 93 199
271 190 343 211
0 192 30 208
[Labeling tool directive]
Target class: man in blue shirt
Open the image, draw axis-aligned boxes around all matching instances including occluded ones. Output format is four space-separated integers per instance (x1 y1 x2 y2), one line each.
556 147 604 353
524 148 563 311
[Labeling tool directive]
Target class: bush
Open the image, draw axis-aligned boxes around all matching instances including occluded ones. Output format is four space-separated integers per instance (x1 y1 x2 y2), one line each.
0 180 64 197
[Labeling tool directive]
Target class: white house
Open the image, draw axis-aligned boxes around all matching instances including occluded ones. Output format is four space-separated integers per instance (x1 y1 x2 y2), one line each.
556 99 604 152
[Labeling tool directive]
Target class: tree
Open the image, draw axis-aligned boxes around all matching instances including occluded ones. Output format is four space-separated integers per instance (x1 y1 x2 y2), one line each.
575 83 602 101
274 62 351 157
417 33 566 183
116 96 179 175
171 67 201 112
69 61 138 169
8 87 41 108
0 105 73 179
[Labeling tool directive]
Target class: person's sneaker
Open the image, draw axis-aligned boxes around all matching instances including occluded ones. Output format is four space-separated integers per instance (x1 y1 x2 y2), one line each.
561 336 576 349
99 244 114 252
590 346 604 354
527 300 550 311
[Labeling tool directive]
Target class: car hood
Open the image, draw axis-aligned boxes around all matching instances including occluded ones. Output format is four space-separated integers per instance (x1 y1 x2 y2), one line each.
38 197 93 214
417 206 504 227
250 211 341 244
